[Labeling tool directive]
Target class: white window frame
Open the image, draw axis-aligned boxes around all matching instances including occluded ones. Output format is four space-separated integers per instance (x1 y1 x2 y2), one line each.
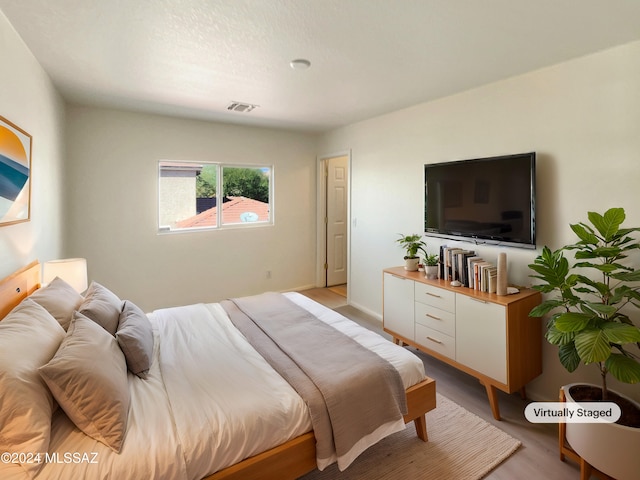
158 160 274 233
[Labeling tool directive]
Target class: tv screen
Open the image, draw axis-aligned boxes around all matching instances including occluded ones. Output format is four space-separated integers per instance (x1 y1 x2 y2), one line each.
424 152 536 249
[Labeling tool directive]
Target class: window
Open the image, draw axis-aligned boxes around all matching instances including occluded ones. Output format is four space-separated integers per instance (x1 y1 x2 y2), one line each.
158 161 273 232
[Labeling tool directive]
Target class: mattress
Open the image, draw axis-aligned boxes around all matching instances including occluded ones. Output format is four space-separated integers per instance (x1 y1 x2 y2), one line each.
7 292 425 480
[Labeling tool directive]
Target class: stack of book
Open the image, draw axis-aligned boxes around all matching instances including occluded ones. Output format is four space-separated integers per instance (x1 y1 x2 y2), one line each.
439 245 498 293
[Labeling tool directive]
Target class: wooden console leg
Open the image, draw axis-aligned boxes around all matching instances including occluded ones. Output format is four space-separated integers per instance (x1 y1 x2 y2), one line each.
484 383 501 420
413 415 428 442
519 386 527 400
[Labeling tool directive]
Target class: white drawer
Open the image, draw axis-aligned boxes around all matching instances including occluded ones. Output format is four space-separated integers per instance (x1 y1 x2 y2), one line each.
415 323 456 360
415 302 455 337
415 282 455 312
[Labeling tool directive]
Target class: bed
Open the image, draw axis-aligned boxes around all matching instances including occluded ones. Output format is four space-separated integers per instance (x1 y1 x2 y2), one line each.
0 260 436 480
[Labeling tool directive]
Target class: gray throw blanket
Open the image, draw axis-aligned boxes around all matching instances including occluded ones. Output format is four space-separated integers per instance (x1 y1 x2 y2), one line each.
221 292 407 471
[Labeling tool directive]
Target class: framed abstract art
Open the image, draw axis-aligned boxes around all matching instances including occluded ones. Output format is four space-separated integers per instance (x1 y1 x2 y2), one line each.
0 115 32 226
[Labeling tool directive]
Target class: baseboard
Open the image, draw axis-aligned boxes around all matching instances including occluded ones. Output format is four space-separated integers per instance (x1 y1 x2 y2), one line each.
286 284 318 293
348 300 383 322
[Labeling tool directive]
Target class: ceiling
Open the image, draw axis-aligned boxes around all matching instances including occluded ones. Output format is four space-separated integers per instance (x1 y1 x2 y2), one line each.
3 0 640 132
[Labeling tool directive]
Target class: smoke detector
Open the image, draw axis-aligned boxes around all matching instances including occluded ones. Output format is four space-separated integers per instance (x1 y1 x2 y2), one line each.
227 101 258 113
290 58 311 70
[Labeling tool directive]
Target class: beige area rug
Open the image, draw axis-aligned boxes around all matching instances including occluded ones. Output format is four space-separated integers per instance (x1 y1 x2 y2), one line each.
299 393 521 480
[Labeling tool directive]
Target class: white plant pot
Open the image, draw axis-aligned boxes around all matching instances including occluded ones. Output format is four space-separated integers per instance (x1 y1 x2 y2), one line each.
404 257 420 271
424 265 439 279
563 383 640 480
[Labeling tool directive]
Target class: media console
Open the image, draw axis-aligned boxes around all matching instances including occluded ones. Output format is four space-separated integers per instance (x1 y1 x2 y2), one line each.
383 266 542 420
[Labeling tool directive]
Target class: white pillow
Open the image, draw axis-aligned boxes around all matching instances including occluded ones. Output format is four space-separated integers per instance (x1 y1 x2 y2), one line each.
0 299 66 478
39 312 130 452
29 277 84 330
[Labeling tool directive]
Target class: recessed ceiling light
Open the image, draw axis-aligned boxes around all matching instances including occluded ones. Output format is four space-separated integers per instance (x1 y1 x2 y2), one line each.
290 58 311 70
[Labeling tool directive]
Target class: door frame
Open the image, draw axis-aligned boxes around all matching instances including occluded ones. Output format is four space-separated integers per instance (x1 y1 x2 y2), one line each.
316 150 352 297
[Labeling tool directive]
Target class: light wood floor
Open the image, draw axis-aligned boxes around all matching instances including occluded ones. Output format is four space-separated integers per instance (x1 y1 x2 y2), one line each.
300 287 588 480
327 283 347 298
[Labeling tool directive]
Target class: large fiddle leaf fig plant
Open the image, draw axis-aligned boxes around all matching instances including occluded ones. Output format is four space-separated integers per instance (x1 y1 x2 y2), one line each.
529 208 640 400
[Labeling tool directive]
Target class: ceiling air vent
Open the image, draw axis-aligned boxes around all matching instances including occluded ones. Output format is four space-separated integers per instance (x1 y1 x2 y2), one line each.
227 101 258 113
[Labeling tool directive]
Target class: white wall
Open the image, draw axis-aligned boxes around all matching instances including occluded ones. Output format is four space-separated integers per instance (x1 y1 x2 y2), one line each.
0 11 66 278
319 40 640 402
64 106 319 312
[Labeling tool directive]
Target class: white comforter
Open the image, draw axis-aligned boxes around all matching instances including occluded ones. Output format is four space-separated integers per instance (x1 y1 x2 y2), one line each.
17 293 425 480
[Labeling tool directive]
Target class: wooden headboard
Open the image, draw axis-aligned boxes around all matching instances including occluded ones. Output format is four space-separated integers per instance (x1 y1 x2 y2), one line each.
0 260 41 320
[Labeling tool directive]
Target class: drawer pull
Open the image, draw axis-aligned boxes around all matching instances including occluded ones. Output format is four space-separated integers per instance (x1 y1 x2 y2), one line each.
426 336 443 344
426 292 442 298
469 297 488 304
425 313 442 321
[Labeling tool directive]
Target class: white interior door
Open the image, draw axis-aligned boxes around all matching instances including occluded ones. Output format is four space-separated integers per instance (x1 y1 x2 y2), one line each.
326 155 348 286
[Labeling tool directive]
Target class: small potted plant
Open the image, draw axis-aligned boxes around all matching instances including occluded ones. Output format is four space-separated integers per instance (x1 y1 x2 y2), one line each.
396 234 427 271
423 253 439 279
528 207 640 480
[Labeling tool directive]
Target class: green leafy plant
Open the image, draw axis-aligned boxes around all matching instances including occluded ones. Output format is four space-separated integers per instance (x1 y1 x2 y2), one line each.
529 208 640 400
423 253 439 266
396 234 427 260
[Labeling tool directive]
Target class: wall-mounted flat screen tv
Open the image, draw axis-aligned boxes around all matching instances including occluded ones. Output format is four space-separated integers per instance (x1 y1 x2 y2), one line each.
424 152 536 249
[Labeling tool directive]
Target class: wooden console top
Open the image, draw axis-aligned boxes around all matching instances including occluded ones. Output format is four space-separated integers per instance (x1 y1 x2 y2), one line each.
383 266 539 307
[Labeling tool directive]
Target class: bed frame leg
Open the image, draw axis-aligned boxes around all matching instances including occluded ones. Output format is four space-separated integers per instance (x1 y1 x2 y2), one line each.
413 415 428 441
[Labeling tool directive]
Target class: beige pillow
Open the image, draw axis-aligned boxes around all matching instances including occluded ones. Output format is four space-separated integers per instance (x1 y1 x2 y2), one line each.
39 312 130 453
116 301 154 379
78 281 123 335
0 299 66 478
29 277 84 330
